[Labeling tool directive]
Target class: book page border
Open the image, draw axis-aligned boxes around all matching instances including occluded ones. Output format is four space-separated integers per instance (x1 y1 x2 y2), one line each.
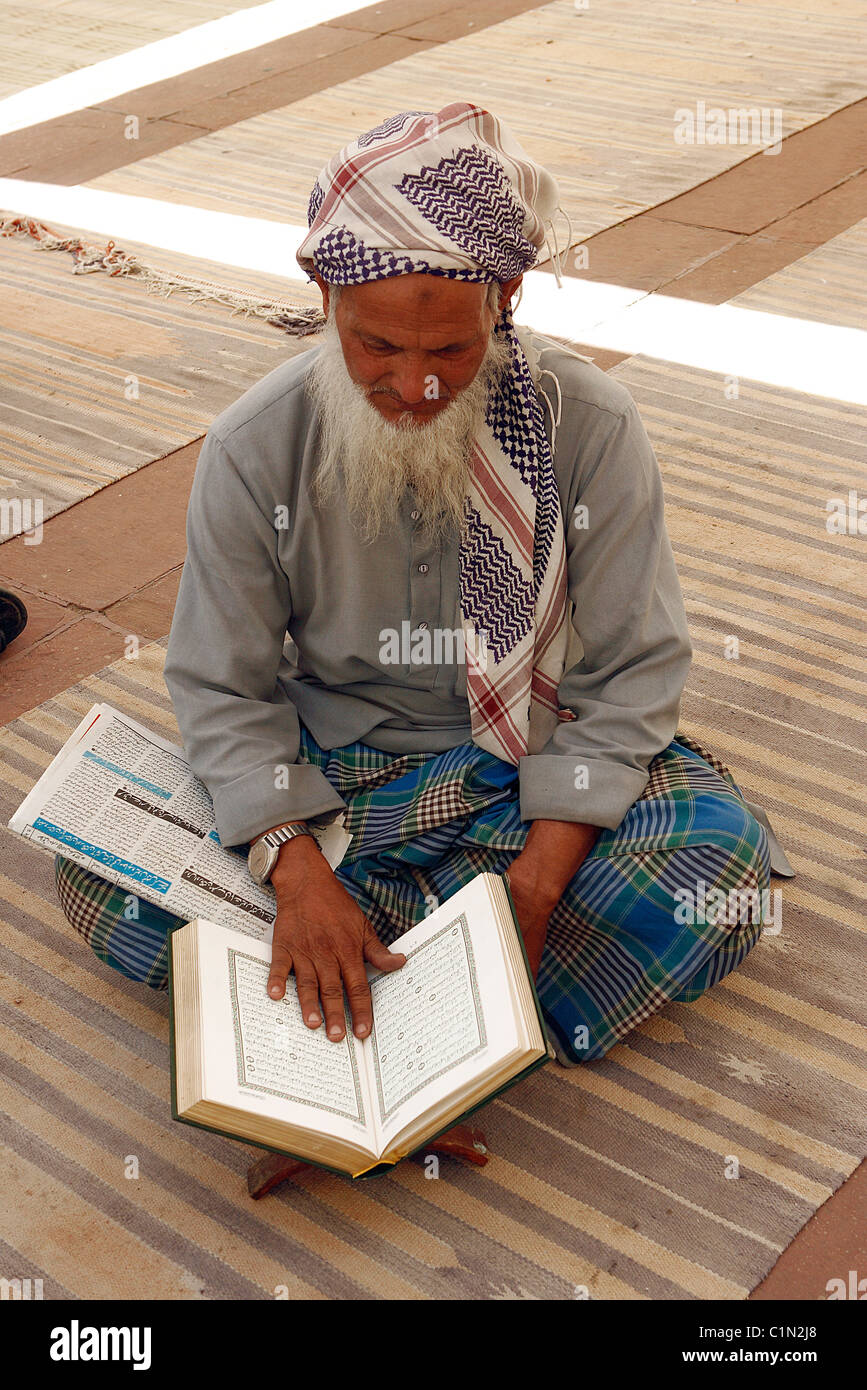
369 913 487 1124
228 948 365 1124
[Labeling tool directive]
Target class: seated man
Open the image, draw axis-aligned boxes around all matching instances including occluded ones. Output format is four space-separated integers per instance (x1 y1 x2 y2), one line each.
55 102 772 1065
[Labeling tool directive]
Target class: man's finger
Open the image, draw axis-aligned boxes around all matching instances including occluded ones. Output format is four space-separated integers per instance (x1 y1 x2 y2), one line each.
267 936 294 1000
316 960 347 1042
294 958 322 1028
363 929 406 974
339 960 374 1040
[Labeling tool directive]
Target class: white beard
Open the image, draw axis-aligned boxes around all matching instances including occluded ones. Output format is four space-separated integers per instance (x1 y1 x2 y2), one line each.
305 311 512 544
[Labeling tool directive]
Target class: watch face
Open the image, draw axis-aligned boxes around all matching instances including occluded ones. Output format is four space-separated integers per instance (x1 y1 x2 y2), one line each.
248 838 275 884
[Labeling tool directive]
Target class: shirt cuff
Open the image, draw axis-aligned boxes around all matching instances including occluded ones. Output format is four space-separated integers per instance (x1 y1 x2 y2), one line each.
212 761 347 848
518 754 649 830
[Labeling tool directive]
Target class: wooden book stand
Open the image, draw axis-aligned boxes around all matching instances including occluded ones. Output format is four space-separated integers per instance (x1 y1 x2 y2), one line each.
247 1123 489 1198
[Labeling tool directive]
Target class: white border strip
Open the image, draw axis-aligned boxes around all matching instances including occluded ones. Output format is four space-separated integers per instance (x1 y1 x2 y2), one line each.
0 180 303 275
2 178 864 406
517 272 867 407
0 0 368 137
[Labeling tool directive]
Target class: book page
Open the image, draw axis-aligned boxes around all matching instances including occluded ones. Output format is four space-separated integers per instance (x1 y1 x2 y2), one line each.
368 914 486 1126
364 875 536 1155
9 703 351 943
227 949 365 1124
195 922 374 1149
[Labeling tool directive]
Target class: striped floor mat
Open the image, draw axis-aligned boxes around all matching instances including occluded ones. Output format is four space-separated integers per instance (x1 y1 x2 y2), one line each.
731 217 867 330
0 0 267 99
612 354 866 913
0 232 314 535
0 607 863 1298
88 0 867 239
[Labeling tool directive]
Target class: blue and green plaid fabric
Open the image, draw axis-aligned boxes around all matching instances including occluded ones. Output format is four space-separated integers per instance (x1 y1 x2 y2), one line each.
55 726 770 1063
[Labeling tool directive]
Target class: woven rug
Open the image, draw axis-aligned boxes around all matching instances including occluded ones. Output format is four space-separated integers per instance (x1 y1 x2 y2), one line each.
0 599 863 1297
611 352 866 924
730 217 867 330
88 0 867 236
0 0 268 99
0 229 317 535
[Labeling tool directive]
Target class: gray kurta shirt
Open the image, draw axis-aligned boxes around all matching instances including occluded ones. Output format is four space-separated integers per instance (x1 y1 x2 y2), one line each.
163 330 693 847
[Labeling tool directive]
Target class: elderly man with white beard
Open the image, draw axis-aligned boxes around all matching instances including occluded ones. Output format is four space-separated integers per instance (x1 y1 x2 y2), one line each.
54 104 774 1076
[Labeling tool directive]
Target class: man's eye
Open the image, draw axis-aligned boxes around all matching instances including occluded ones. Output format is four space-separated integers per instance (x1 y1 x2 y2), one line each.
363 341 466 355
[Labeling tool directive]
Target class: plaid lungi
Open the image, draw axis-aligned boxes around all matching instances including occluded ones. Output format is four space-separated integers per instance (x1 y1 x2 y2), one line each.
54 727 770 1063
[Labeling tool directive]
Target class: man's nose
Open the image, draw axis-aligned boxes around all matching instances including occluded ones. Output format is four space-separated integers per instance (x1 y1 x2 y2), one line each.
390 356 441 406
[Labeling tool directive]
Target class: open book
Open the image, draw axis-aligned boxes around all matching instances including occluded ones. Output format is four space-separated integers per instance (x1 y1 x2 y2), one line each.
171 873 549 1178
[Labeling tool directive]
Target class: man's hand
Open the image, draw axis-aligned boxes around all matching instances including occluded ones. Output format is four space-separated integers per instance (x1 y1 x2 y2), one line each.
267 836 405 1042
506 819 601 977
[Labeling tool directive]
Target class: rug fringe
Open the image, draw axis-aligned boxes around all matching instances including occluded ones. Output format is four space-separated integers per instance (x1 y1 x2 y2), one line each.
0 212 326 336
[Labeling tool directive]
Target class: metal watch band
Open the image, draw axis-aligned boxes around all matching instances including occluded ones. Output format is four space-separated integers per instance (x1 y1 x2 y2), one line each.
262 822 315 850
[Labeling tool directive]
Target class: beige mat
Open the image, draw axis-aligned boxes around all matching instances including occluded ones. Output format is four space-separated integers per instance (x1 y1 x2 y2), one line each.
0 229 317 535
0 0 269 99
730 216 867 330
1 348 864 1296
88 0 867 238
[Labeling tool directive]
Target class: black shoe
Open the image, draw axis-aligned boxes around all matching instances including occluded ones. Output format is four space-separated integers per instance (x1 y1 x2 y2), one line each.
0 588 28 654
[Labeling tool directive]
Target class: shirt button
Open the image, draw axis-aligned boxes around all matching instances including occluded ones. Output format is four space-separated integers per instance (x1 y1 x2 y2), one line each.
410 509 421 521
418 563 429 574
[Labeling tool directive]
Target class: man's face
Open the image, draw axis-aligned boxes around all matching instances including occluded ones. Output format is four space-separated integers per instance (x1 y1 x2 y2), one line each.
306 270 516 543
321 274 501 425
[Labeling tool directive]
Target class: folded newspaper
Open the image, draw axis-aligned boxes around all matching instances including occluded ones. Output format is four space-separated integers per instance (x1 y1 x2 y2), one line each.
7 703 352 942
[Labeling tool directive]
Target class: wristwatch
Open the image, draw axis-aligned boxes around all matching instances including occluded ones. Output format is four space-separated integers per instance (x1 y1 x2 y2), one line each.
247 822 317 885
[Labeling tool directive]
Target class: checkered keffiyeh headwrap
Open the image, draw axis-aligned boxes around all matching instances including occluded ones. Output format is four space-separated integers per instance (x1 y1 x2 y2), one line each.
297 101 576 764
